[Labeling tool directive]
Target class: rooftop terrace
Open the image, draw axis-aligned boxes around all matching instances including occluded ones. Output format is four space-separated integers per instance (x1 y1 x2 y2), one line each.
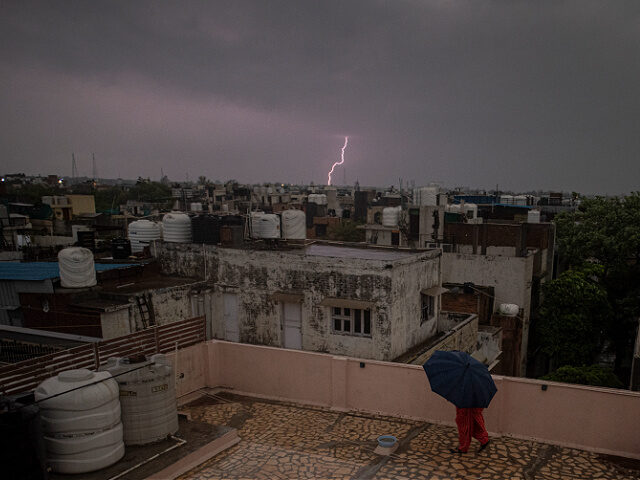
5 328 640 479
174 392 640 480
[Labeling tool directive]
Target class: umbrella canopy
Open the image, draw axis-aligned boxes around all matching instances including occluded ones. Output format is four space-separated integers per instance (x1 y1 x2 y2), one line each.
423 350 497 408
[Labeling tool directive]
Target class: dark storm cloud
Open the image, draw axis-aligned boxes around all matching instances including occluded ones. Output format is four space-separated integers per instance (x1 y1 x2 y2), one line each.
1 0 639 192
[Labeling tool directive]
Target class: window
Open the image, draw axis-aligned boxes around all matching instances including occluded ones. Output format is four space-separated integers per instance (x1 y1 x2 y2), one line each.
421 294 435 324
332 307 371 336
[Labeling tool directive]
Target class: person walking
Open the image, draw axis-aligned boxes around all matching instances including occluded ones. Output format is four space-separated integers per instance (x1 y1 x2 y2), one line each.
449 407 490 454
422 351 497 455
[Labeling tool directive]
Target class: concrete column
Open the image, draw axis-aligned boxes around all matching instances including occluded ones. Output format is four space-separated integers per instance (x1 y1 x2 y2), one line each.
331 356 349 411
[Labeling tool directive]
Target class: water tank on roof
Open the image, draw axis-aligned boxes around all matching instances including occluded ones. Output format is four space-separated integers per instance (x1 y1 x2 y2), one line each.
414 186 438 206
128 219 161 253
35 369 124 474
221 214 243 226
382 206 401 227
111 238 132 259
58 247 96 288
102 355 178 445
446 204 462 214
514 195 527 206
527 210 541 223
463 203 478 220
252 213 280 239
192 214 221 244
498 304 520 316
500 195 513 205
190 202 203 213
162 213 192 243
281 210 306 239
308 194 327 205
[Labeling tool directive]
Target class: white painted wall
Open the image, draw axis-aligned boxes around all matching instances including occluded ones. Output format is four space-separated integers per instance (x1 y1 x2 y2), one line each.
156 243 442 362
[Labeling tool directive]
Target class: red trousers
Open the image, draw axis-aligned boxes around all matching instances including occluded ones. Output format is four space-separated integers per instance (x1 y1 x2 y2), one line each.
455 407 489 452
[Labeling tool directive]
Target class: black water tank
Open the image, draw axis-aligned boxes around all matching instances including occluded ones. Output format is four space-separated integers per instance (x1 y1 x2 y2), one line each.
0 396 49 480
192 214 221 244
111 238 132 259
221 214 243 226
76 230 95 251
305 203 317 228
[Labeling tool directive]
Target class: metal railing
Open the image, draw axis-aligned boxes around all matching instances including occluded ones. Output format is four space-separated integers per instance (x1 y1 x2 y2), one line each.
0 316 206 396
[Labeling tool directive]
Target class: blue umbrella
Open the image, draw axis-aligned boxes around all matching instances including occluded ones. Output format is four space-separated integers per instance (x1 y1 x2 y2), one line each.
423 350 497 408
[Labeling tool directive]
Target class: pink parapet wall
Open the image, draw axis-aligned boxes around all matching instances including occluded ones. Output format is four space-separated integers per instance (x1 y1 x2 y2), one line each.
172 340 640 460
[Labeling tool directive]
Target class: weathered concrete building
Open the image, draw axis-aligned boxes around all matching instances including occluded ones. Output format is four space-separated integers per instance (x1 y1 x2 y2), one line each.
440 222 555 376
364 206 446 248
156 243 446 361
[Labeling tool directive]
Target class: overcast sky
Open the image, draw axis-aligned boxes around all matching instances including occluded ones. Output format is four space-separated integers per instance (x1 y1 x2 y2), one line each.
1 1 639 193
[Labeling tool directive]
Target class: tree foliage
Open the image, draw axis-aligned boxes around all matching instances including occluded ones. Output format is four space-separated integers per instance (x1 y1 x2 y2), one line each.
535 264 611 367
6 183 62 204
93 182 172 212
553 193 640 379
541 365 624 389
555 193 640 275
327 220 365 242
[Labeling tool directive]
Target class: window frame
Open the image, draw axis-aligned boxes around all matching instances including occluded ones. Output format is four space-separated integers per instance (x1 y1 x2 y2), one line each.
331 306 372 337
421 293 436 325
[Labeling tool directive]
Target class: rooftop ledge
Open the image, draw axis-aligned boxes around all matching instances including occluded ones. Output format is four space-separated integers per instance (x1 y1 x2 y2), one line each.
167 340 640 464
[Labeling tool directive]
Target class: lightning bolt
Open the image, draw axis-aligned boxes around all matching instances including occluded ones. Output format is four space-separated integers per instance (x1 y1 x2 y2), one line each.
327 136 349 186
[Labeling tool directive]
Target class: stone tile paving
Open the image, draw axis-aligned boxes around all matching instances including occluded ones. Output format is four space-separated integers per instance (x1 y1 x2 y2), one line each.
178 393 640 480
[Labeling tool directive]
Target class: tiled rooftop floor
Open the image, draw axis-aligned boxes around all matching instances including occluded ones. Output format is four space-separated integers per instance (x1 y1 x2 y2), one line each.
178 393 640 480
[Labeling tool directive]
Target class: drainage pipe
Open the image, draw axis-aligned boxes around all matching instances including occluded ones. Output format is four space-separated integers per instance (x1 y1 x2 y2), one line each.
107 436 187 480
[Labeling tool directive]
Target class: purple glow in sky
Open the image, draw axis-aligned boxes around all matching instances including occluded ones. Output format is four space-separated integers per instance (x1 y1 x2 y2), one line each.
327 136 348 186
1 1 639 193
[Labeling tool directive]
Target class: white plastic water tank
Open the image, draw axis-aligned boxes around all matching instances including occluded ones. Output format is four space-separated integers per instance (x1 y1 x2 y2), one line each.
382 207 400 227
527 209 541 223
253 213 281 239
58 247 97 288
500 195 513 205
514 195 527 206
281 210 306 239
102 355 178 445
413 186 438 206
190 202 203 213
498 304 520 316
162 213 192 243
308 194 327 205
35 369 124 474
446 204 462 214
128 219 161 253
463 203 478 220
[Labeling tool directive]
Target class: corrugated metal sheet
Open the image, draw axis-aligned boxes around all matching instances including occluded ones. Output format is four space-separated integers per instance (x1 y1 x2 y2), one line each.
0 262 136 281
0 281 19 308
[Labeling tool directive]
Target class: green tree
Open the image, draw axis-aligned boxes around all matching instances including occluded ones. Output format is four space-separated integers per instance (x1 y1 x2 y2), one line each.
327 220 365 242
7 183 61 204
94 187 128 213
535 264 611 368
127 181 172 204
541 365 624 389
555 193 640 379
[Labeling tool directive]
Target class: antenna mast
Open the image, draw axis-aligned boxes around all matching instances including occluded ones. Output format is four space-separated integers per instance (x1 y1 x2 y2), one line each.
92 153 97 180
71 153 78 181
